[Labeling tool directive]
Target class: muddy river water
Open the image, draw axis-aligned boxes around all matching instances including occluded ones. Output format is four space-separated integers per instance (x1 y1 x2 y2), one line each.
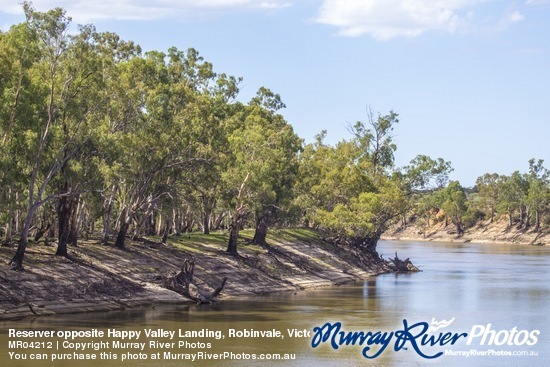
1 240 549 366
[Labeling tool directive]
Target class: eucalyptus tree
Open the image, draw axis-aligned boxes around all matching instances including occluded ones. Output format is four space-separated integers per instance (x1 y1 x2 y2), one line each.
222 89 301 254
526 159 549 232
104 50 204 248
249 88 302 246
394 155 453 225
316 177 406 252
411 190 440 238
50 23 116 256
0 21 41 245
298 134 373 214
294 130 372 229
349 108 399 178
293 131 341 227
475 173 501 223
438 181 467 236
306 110 406 254
8 4 105 269
497 171 528 228
151 48 242 237
175 61 242 235
87 30 142 243
404 155 453 191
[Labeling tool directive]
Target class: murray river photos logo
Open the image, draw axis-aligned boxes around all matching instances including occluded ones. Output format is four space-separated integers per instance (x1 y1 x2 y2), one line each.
310 318 540 359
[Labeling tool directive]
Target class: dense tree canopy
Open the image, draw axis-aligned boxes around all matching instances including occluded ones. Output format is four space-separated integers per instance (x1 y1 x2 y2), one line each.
1 4 548 270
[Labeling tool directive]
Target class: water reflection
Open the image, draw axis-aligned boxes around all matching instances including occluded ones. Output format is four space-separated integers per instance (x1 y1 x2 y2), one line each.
1 240 549 366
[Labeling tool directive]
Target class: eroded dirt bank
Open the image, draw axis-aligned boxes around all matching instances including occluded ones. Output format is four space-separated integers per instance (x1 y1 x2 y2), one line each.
0 229 391 320
383 219 548 246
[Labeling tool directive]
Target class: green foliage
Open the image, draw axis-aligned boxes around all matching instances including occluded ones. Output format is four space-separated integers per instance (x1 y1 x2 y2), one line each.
404 155 453 190
475 173 500 221
317 180 405 241
1 3 549 268
221 93 302 251
525 159 549 230
301 110 407 249
496 171 528 223
349 109 399 176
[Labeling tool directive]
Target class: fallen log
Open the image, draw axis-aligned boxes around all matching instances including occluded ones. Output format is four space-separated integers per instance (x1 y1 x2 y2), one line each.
388 252 421 272
165 258 227 304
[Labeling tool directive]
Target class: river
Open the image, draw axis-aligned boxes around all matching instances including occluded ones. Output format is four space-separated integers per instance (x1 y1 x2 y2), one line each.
1 240 549 366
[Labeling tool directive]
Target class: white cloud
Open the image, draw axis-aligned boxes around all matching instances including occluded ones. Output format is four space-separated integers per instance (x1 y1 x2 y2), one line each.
506 10 525 23
0 0 292 23
316 0 512 40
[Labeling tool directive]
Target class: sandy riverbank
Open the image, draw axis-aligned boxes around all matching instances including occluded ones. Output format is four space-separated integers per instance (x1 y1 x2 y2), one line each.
382 218 548 246
0 229 390 321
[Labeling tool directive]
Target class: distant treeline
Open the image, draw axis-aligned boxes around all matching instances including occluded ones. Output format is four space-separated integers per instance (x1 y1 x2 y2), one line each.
406 162 549 237
1 4 548 270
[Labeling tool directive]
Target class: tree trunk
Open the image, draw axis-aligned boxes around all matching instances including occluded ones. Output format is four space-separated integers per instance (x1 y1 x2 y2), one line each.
353 230 382 256
145 212 155 235
3 219 13 246
10 205 36 270
155 211 163 236
102 186 116 243
57 125 73 255
252 218 268 246
115 220 130 249
203 208 211 235
182 209 195 233
47 220 56 238
172 207 181 236
3 185 14 246
68 197 82 247
131 201 154 240
524 206 530 229
10 238 27 271
34 222 51 243
213 211 226 231
57 193 79 255
456 220 463 236
252 208 274 246
534 210 540 232
56 192 70 256
518 205 525 228
14 192 20 234
161 222 170 244
226 214 241 255
201 196 215 235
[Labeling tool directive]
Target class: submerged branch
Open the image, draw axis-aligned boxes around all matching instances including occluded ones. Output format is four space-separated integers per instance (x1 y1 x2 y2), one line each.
165 258 228 304
388 252 421 272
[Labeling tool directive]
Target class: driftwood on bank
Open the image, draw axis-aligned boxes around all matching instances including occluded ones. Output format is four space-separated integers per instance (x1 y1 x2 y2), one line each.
388 252 421 272
165 258 227 304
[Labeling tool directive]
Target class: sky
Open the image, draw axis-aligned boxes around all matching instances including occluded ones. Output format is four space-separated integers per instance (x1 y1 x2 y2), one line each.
1 0 549 186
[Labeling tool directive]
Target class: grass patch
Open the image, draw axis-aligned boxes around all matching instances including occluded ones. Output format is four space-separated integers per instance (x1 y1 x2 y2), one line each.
268 227 321 244
172 232 228 247
163 228 322 250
